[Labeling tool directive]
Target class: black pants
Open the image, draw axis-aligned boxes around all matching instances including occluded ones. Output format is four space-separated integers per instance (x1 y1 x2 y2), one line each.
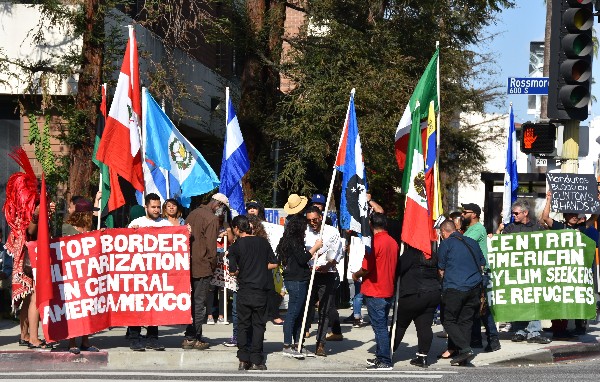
328 273 342 335
184 276 211 340
393 291 440 354
267 289 283 320
128 325 158 339
304 272 335 344
441 287 480 352
236 290 268 366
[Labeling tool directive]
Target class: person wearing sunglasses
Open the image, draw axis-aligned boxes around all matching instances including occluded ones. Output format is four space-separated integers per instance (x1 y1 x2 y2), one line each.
499 199 550 345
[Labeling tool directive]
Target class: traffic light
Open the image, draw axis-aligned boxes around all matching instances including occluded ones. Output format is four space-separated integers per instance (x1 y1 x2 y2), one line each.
548 0 594 121
520 122 556 154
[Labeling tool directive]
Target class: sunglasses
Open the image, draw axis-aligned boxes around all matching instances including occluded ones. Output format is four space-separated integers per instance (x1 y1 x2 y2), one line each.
307 218 321 224
461 210 473 215
512 211 522 216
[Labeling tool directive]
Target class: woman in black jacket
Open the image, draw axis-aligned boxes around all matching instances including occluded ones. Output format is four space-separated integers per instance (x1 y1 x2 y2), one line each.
392 245 441 368
277 214 322 359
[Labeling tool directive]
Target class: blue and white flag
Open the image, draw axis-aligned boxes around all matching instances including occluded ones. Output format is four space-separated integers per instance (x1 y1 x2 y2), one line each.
502 104 518 224
335 90 372 250
142 88 220 207
219 90 250 215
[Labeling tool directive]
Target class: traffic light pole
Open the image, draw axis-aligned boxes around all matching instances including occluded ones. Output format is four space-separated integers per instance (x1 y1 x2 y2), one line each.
561 119 579 173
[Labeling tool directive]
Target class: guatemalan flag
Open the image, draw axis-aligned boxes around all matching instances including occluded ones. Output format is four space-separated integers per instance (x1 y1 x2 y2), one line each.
219 88 250 215
335 89 372 250
142 88 220 207
502 104 518 224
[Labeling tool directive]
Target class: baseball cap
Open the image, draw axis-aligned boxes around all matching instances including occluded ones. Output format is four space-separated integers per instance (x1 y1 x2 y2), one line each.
310 193 326 205
461 203 481 216
246 200 263 209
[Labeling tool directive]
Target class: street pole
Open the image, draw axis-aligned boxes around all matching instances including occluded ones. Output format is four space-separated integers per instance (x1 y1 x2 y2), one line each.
561 120 579 173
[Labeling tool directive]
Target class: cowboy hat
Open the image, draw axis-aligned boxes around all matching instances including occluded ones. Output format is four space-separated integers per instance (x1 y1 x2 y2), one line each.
284 194 308 215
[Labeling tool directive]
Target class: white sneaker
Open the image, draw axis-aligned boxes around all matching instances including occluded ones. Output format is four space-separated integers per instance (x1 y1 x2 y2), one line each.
217 318 229 325
282 346 305 359
499 323 512 332
206 319 215 325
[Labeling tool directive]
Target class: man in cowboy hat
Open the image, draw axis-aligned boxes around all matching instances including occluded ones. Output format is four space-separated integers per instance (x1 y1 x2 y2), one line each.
182 193 230 350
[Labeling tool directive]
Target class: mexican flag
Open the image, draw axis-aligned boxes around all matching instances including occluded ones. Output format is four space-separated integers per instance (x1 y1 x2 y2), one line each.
395 49 439 181
401 101 434 257
95 26 144 193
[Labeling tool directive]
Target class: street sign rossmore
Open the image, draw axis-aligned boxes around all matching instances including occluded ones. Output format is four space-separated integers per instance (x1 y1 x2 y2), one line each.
507 77 549 95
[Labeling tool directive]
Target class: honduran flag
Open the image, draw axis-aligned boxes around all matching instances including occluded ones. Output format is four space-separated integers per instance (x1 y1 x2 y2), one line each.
95 26 144 193
335 90 372 250
395 49 439 179
142 89 220 207
219 88 250 215
502 104 518 224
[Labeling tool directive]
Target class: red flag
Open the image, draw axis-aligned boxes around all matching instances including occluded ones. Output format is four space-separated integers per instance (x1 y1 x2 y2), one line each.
35 173 53 310
95 26 144 192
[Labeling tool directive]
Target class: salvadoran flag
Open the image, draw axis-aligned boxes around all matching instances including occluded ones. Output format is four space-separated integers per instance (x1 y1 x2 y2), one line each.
335 90 372 250
219 89 250 215
502 104 518 224
142 89 220 207
95 26 144 192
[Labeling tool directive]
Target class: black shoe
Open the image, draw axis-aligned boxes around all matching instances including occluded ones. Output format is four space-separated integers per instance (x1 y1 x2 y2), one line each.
484 339 501 352
553 331 578 341
238 361 251 371
450 350 475 366
343 315 355 324
527 335 552 344
366 358 377 366
129 339 145 351
511 333 526 342
249 364 267 370
410 354 428 368
470 340 483 348
146 338 165 351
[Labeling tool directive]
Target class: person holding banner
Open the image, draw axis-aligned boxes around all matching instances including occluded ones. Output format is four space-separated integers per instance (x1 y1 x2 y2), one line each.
304 205 343 357
162 199 185 226
127 193 173 351
437 220 485 366
228 215 279 371
499 200 551 345
182 193 226 350
61 198 101 354
542 191 597 339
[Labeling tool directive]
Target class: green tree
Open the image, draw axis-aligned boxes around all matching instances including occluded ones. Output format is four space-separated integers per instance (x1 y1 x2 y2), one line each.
263 0 514 214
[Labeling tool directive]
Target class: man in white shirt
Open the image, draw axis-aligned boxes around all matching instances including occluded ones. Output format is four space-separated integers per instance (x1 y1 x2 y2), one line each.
304 206 343 356
127 193 172 351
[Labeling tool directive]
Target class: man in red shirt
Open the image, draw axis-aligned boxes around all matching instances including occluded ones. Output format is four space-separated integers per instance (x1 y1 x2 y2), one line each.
352 213 399 370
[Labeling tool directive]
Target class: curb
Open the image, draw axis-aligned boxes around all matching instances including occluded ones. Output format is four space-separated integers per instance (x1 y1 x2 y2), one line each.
491 341 600 366
0 350 108 370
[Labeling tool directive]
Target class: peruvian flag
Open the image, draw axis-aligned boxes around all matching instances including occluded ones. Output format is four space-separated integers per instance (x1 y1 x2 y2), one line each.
95 26 144 192
395 49 438 174
401 100 434 258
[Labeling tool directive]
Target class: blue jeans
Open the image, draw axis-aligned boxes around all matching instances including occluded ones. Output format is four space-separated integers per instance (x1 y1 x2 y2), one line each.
353 280 363 318
232 291 238 338
365 296 393 366
283 280 308 345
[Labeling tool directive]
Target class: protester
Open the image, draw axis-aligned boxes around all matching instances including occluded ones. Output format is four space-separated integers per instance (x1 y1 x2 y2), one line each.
353 213 398 371
277 214 322 359
228 215 279 371
499 200 551 345
392 245 440 368
461 203 500 352
162 198 185 226
542 191 597 339
303 206 343 356
62 198 101 354
182 193 226 350
438 219 485 366
127 193 172 351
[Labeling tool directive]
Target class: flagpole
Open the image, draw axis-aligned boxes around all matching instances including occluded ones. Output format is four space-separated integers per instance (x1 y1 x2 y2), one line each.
223 235 228 324
141 86 148 201
434 41 442 218
160 98 170 200
389 243 404 356
297 88 355 354
97 83 107 230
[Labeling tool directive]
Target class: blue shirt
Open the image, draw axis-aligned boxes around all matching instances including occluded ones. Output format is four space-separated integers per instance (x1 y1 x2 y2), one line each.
438 232 485 291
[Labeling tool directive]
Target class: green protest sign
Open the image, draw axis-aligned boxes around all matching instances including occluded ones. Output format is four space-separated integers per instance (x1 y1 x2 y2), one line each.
487 229 596 322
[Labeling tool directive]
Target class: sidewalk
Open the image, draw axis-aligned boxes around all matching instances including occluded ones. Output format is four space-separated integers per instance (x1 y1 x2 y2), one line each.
0 309 598 370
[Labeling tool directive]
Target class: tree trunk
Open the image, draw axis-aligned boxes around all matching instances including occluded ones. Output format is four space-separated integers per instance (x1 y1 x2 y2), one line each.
69 0 105 196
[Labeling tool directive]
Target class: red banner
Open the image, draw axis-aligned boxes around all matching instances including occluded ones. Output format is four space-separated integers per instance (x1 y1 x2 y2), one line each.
26 226 192 342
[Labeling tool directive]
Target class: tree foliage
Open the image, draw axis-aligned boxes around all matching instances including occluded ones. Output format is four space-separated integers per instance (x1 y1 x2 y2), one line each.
261 0 515 214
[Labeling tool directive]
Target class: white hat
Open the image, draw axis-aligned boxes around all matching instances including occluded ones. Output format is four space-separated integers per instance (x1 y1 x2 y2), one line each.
212 193 230 208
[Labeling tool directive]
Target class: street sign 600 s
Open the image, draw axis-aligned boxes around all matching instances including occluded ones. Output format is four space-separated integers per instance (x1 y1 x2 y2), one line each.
507 77 549 95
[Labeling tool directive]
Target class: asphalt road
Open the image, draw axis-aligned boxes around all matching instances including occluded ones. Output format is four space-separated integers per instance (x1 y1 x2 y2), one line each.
0 358 598 381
